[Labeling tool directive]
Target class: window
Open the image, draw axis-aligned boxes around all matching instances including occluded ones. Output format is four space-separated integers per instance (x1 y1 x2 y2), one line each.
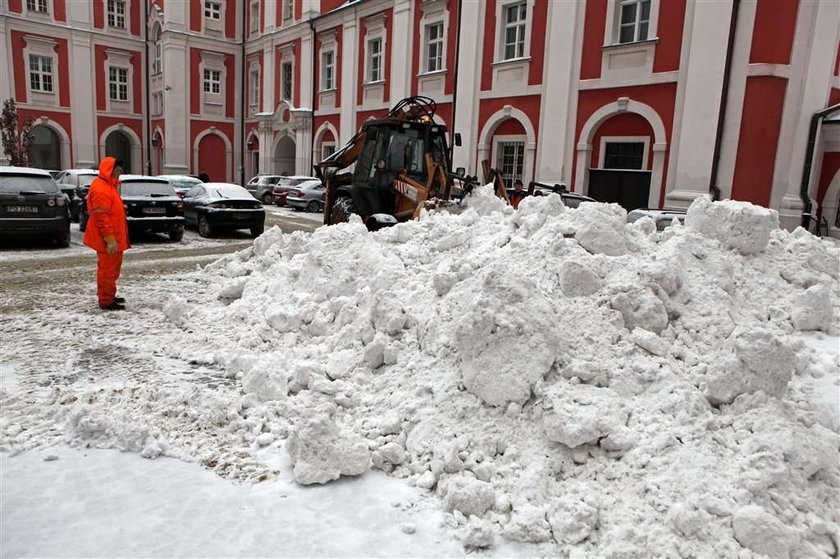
152 26 162 75
425 22 444 73
26 0 48 13
367 38 382 83
250 0 260 34
109 67 129 101
107 0 126 29
604 142 644 169
153 92 163 115
498 141 525 187
203 68 221 94
503 2 526 60
283 0 294 22
618 0 650 44
28 55 53 93
321 142 336 161
282 62 293 101
204 1 221 20
321 51 335 90
249 69 259 106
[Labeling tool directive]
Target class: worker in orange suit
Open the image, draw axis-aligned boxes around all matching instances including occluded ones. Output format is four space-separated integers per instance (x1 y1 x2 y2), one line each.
83 157 130 310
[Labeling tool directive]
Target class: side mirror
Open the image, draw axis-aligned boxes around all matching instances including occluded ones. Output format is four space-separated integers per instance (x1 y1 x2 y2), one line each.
454 133 462 147
455 167 466 178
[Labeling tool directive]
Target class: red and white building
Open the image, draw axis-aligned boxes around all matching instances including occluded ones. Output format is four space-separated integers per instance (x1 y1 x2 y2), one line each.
2 0 839 234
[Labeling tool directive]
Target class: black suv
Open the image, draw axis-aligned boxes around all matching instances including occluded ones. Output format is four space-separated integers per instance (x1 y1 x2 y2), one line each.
81 175 185 242
0 166 71 246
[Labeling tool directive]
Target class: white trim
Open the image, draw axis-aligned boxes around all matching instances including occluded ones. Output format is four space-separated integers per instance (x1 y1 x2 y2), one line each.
99 123 142 174
574 98 667 208
104 49 135 115
193 127 233 182
271 132 296 175
492 134 527 186
604 0 659 46
477 106 537 187
313 120 339 149
23 36 57 106
203 0 226 35
495 0 531 63
106 0 129 33
597 136 650 170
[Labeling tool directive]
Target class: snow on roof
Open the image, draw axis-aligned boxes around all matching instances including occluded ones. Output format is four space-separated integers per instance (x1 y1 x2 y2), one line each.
0 166 52 177
120 174 169 182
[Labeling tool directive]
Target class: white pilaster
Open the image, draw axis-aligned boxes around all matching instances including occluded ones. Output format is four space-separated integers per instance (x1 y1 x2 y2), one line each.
164 0 187 32
299 31 314 109
773 0 840 230
666 0 733 205
264 0 277 33
452 0 483 174
262 45 274 113
389 0 412 103
162 33 189 172
339 16 358 145
536 0 580 184
67 32 97 167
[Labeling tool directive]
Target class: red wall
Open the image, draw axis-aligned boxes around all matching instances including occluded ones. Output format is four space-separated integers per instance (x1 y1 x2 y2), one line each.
8 0 21 12
652 0 686 73
321 0 344 13
225 54 235 119
93 0 104 29
54 0 66 22
480 0 496 91
731 76 787 206
749 0 799 65
130 0 140 36
314 115 340 142
189 48 201 115
590 113 655 169
528 0 547 85
580 0 608 80
189 0 201 32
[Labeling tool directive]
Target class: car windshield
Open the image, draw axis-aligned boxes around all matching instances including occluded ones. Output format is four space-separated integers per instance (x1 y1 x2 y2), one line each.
79 175 96 186
259 176 281 185
169 179 200 189
0 174 59 194
209 186 252 199
121 181 177 196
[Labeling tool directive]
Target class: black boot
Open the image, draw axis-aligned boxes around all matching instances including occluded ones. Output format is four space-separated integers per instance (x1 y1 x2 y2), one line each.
114 297 125 304
100 301 126 311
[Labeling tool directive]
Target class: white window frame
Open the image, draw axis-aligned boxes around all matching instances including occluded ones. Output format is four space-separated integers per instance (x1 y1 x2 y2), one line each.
26 0 49 14
151 25 162 75
203 68 222 94
605 0 660 47
616 0 651 44
104 49 134 113
249 0 260 36
598 136 650 170
152 91 163 116
424 21 444 74
501 1 526 61
321 141 336 161
109 66 129 101
493 135 527 187
28 54 54 94
249 68 259 108
366 37 383 84
204 0 222 20
200 52 227 116
321 49 335 91
204 0 225 33
107 0 127 30
281 60 293 102
283 0 294 23
492 0 532 65
23 36 58 107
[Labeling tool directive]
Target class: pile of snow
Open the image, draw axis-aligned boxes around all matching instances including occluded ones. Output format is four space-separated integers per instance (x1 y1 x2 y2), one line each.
5 189 839 556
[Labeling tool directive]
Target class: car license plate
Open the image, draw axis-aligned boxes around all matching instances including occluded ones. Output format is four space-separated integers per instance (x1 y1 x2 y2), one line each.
234 213 249 220
143 207 166 214
7 206 38 213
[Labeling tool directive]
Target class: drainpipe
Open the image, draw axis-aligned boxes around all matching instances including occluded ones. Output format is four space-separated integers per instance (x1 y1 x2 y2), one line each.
240 0 247 186
143 0 152 175
799 103 840 228
708 0 739 196
449 0 462 168
310 16 317 172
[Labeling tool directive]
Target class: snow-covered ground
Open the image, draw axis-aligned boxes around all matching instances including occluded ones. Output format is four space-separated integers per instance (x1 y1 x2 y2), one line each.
2 189 839 557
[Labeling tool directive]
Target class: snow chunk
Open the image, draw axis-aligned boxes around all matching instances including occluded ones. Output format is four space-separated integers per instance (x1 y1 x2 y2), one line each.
560 260 602 297
547 491 599 544
441 477 495 516
462 516 495 548
574 203 628 256
542 384 628 448
286 414 370 485
686 196 779 254
504 504 552 543
241 355 287 402
732 505 797 559
791 284 833 332
610 286 669 334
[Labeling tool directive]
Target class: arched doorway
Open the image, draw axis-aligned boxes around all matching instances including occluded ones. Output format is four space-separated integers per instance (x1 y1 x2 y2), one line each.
30 124 62 170
105 130 132 173
197 133 228 182
274 135 295 175
490 118 528 189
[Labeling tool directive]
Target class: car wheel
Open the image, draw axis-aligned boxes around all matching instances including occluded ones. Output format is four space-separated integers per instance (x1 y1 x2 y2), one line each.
331 196 357 224
169 227 184 242
306 200 320 213
262 192 273 205
56 232 70 248
250 225 264 238
198 215 213 238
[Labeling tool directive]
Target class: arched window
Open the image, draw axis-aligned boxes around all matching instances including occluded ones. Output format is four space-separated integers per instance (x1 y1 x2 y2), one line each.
152 24 162 75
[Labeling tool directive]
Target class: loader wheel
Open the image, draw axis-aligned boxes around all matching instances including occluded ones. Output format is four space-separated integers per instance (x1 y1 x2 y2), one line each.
331 196 357 224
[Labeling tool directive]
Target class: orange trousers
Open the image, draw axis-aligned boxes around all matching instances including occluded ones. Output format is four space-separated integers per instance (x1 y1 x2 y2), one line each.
96 251 124 306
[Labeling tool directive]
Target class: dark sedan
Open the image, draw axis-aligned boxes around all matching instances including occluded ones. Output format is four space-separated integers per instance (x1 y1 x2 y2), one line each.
0 166 70 247
182 183 264 238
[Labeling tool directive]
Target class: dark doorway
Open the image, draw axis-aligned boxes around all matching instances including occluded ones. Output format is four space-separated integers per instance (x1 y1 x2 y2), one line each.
30 124 62 170
105 131 132 173
588 169 651 211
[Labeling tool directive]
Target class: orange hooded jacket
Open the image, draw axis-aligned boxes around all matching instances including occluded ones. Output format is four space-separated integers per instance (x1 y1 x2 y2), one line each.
83 157 129 253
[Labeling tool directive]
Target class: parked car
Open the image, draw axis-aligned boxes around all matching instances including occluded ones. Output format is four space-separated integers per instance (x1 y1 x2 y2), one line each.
81 175 185 242
56 169 98 222
523 180 597 208
627 207 687 231
270 176 319 206
0 166 71 247
245 175 285 205
157 175 203 198
182 183 265 238
285 180 326 212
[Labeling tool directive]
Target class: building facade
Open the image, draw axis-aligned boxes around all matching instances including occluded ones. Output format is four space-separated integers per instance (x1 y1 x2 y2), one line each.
2 0 840 234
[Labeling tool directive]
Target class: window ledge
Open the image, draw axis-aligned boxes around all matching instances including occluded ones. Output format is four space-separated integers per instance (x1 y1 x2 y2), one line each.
110 98 130 104
602 38 659 51
363 80 385 87
204 100 223 106
319 88 338 94
492 56 531 68
417 69 447 78
107 26 129 33
31 89 55 96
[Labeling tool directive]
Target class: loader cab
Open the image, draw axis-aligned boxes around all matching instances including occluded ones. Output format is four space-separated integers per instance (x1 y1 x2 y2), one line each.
350 119 449 215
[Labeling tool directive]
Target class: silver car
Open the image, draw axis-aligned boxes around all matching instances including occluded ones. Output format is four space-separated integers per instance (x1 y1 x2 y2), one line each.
285 180 325 212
